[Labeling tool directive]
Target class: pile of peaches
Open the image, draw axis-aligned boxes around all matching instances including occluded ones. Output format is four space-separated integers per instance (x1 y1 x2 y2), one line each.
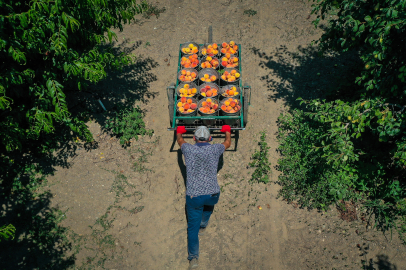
200 84 218 97
221 98 241 113
200 73 218 83
199 98 218 114
221 53 238 68
178 84 197 98
222 86 239 97
221 69 240 82
181 54 199 68
177 97 197 114
181 43 199 54
201 56 219 69
221 41 238 54
179 69 197 82
201 43 219 56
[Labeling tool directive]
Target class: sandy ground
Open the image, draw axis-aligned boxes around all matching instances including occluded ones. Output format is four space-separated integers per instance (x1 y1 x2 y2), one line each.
44 0 406 269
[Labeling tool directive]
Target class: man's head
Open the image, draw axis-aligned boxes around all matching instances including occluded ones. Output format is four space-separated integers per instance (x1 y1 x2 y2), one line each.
194 126 211 142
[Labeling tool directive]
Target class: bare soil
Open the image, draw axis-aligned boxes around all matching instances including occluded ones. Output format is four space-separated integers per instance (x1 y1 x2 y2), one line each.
44 0 406 269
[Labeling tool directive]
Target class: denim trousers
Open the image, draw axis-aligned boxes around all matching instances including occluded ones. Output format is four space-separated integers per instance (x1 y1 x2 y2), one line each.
186 192 220 260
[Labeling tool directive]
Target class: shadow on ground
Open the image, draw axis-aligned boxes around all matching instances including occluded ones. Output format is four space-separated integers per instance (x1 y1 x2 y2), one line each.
66 39 159 135
251 45 363 109
0 41 159 269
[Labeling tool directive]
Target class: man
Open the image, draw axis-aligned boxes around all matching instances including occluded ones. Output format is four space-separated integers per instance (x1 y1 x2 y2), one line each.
176 125 232 269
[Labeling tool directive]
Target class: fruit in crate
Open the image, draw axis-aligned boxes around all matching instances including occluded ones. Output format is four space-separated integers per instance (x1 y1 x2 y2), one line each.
181 54 199 68
200 73 218 83
179 69 197 82
182 43 199 54
221 98 241 113
200 85 218 97
220 41 238 54
201 44 219 56
177 97 197 114
223 86 239 97
221 53 238 68
201 56 219 69
199 98 219 114
221 69 240 82
179 84 197 97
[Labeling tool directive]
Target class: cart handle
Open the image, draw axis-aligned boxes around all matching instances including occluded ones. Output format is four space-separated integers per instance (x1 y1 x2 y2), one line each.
167 127 245 131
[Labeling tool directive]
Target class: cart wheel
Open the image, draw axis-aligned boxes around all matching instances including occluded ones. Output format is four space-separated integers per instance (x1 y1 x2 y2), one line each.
167 83 175 125
243 84 250 127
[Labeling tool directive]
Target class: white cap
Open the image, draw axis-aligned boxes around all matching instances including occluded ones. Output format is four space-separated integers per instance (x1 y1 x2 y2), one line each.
194 126 211 141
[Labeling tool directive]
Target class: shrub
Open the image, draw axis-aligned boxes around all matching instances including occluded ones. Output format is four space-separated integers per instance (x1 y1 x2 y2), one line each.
249 131 271 184
105 107 153 146
277 0 406 241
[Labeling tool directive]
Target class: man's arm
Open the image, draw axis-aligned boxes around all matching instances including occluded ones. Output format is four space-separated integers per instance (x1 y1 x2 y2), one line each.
176 126 187 147
177 133 186 147
220 125 232 150
222 131 231 150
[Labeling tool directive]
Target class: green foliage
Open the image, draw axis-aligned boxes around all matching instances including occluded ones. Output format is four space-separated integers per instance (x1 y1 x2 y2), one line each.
105 106 153 146
244 9 257 17
249 131 271 184
277 0 406 241
0 224 16 241
0 0 149 151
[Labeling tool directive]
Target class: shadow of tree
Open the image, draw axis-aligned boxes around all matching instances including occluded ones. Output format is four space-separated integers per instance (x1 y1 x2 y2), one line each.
251 45 363 109
364 254 398 270
0 41 159 269
0 130 77 269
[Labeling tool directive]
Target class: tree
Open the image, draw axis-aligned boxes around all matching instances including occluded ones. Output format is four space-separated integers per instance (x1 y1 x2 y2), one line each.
277 0 406 241
0 0 149 151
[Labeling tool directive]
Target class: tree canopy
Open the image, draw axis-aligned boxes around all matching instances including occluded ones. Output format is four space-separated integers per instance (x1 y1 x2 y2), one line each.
277 0 406 240
0 0 148 151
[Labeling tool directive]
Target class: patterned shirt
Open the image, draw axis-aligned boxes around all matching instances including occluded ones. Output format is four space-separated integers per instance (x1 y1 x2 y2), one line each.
181 142 225 196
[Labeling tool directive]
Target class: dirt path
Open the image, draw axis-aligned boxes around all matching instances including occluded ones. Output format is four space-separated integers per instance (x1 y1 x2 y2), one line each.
45 0 406 269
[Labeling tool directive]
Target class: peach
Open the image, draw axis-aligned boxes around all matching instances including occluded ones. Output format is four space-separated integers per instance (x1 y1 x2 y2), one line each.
230 101 236 107
210 75 216 81
187 99 192 104
177 102 183 107
181 70 186 75
213 104 218 110
184 104 190 110
190 103 197 110
206 91 212 97
204 74 209 79
201 77 206 82
179 107 184 112
213 44 218 49
191 73 197 78
222 42 227 48
181 97 187 103
221 105 227 111
202 101 207 107
224 101 230 106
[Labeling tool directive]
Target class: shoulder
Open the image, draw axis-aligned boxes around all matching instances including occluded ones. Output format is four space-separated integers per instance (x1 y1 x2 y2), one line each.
212 143 225 153
181 143 193 152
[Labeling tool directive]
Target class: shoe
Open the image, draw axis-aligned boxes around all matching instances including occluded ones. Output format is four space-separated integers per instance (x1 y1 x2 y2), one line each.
189 258 198 269
198 227 206 236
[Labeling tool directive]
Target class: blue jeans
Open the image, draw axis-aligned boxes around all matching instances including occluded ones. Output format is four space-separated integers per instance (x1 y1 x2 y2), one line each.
186 192 220 260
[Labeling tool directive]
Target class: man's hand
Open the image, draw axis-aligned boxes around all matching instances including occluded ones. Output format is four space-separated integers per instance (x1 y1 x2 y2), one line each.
220 125 232 150
177 126 187 134
220 125 231 133
176 126 187 147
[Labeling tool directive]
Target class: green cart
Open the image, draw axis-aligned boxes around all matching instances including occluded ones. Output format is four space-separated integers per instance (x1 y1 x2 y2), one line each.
167 42 251 131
